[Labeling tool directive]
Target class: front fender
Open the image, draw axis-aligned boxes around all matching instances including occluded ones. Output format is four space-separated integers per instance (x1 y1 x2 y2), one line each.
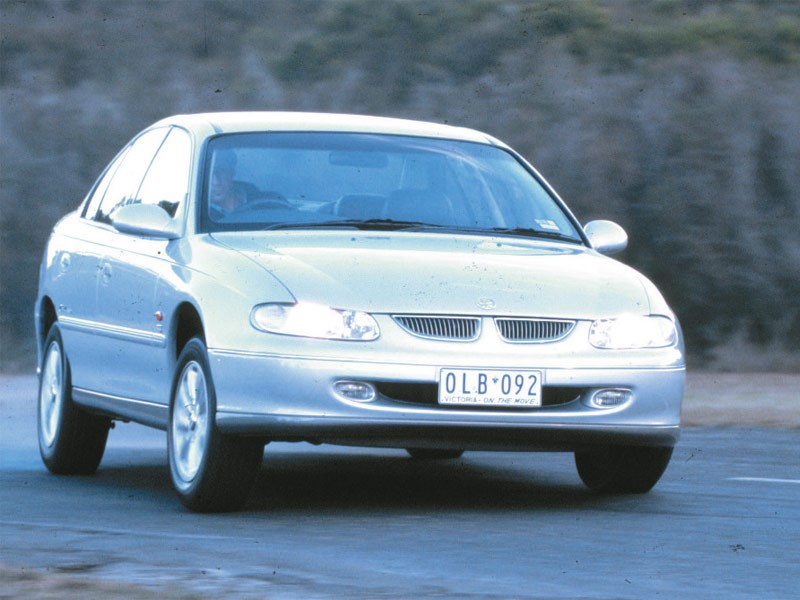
161 235 295 352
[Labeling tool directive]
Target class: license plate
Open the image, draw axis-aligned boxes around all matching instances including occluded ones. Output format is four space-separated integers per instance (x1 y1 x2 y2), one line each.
438 369 543 407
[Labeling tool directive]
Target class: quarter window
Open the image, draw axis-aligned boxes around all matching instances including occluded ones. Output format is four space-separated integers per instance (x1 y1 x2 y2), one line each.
82 146 130 219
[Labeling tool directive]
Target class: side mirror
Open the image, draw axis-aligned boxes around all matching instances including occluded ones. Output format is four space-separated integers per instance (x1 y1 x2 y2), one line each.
584 220 628 255
111 203 180 239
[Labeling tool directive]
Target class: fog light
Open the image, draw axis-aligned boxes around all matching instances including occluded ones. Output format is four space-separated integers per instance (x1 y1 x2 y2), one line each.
333 381 376 402
587 388 632 408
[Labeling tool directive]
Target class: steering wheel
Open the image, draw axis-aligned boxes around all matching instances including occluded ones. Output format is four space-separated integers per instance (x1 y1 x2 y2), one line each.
230 195 291 214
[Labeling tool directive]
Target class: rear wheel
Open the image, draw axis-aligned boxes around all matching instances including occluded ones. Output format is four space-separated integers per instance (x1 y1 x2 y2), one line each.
406 448 464 460
38 323 110 474
168 337 263 512
575 445 673 493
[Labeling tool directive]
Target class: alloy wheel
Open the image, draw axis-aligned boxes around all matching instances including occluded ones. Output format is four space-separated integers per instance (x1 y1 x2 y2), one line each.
171 360 210 483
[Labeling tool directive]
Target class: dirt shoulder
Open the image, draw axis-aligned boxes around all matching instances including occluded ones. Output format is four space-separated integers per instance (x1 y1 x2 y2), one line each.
2 372 797 428
0 566 176 600
682 371 799 427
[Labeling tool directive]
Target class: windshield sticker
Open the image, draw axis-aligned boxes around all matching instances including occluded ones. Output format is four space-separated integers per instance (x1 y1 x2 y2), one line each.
536 219 561 231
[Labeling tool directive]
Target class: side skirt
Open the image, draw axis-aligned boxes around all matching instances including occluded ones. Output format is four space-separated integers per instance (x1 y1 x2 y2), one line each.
72 387 168 430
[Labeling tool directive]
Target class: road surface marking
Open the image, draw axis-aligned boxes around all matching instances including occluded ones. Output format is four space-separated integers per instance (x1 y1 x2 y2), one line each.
728 477 800 484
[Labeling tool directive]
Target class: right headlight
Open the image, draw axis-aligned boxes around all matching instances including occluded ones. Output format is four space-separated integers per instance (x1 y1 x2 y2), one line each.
589 315 677 349
251 302 380 341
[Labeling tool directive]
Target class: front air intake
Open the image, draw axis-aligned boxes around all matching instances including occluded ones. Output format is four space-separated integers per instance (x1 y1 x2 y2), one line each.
393 315 480 341
495 318 575 342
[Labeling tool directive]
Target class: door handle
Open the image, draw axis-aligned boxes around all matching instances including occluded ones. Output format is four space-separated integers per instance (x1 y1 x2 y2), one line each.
100 262 112 282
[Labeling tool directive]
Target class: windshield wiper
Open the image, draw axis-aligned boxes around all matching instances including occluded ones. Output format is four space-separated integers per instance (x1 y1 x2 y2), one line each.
489 227 582 244
263 219 431 231
263 221 581 243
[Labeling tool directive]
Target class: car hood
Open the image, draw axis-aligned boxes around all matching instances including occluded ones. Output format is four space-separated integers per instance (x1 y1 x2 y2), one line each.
211 231 652 318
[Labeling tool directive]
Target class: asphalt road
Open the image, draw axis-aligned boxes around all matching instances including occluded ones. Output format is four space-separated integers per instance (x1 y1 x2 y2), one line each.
1 375 799 599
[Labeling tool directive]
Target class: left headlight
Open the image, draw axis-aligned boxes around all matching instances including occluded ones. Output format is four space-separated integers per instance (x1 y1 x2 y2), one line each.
251 302 380 341
589 315 677 349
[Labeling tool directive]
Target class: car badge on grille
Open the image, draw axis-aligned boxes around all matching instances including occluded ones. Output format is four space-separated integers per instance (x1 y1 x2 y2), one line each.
477 298 496 310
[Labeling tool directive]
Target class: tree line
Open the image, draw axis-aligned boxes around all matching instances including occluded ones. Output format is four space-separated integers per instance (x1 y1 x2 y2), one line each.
2 0 798 371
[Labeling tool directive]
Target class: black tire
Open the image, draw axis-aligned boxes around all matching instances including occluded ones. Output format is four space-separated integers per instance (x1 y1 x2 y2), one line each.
168 337 263 512
575 445 673 493
37 323 110 474
406 448 464 460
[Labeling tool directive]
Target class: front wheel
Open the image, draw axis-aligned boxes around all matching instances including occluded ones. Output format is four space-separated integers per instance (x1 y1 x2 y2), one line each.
168 337 263 512
38 323 110 474
575 445 673 493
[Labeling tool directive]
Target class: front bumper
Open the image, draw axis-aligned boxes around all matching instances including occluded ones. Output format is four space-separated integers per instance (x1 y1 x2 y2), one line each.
208 346 684 451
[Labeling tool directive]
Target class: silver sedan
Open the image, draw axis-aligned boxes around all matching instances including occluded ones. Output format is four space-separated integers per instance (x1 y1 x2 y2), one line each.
35 112 685 511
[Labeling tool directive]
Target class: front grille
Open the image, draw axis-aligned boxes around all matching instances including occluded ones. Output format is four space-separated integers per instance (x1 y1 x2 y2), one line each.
495 318 575 342
374 382 584 408
393 315 480 341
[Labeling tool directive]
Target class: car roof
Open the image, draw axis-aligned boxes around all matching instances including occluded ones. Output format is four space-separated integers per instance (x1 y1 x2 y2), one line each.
152 112 502 146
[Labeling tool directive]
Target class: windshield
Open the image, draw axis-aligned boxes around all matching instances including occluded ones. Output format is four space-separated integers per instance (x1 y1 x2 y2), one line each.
200 132 582 242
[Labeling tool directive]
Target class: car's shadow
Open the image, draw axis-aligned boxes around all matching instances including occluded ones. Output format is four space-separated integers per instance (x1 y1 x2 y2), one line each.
249 450 593 513
89 445 602 513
